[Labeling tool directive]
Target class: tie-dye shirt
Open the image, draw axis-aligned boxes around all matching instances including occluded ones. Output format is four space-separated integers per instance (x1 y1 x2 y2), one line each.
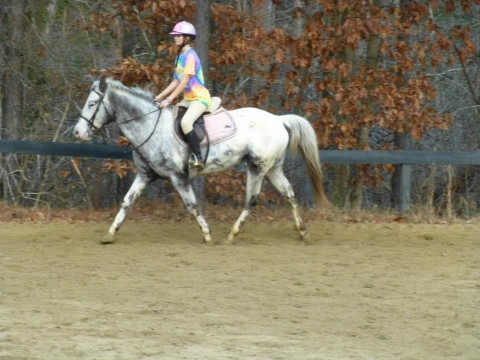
174 48 211 108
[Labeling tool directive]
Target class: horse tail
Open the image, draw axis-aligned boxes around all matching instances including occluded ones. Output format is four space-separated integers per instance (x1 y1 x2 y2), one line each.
281 114 329 209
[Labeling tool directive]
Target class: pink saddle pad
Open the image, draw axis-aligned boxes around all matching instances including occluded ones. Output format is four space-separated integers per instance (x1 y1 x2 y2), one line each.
173 108 237 148
199 110 236 147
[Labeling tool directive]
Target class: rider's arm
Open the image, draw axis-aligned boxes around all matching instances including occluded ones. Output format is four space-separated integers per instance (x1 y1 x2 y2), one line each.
154 79 179 102
167 75 190 102
158 75 190 108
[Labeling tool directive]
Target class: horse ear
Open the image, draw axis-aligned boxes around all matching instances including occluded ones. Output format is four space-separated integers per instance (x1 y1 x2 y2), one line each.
99 76 107 92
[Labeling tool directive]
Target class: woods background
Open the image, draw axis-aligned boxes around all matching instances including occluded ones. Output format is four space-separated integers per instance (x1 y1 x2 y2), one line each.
0 0 479 216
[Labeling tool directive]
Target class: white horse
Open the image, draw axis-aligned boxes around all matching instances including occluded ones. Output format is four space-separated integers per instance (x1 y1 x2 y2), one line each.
73 78 328 244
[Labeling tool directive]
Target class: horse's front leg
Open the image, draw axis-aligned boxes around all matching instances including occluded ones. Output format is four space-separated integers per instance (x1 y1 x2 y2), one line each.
171 173 212 244
101 175 148 244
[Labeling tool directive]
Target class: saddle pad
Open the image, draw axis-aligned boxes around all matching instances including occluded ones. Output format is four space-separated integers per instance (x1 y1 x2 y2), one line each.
199 110 236 147
173 109 237 148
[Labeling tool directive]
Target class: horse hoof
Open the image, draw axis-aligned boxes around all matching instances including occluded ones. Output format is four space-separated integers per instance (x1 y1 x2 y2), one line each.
202 235 215 245
100 233 116 244
299 232 312 245
201 232 214 244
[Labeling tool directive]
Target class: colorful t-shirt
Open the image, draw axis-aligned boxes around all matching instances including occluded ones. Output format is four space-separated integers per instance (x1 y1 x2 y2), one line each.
174 48 211 108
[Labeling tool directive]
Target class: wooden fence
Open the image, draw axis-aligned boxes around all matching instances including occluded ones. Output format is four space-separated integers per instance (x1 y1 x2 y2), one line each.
2 140 480 212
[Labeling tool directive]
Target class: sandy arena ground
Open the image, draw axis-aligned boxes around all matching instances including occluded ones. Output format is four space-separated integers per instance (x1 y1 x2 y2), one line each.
0 219 479 359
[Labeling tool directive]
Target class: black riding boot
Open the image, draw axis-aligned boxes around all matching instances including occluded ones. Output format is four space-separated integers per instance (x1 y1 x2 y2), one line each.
184 131 205 170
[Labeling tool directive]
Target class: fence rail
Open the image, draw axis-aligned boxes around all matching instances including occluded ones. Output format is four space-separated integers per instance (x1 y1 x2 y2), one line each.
2 140 480 212
320 150 480 165
0 140 133 160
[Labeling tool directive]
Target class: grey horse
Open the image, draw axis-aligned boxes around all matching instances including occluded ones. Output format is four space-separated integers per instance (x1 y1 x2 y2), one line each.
73 78 328 244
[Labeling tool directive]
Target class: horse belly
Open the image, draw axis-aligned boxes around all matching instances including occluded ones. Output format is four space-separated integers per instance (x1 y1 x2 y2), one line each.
199 140 246 174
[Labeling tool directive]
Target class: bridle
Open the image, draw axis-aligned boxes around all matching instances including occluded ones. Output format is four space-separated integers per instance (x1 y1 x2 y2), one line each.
80 77 162 152
79 78 115 131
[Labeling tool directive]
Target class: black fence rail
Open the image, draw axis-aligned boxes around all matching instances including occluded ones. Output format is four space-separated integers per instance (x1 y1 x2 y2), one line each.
0 140 133 160
320 150 480 213
320 150 480 165
3 140 480 212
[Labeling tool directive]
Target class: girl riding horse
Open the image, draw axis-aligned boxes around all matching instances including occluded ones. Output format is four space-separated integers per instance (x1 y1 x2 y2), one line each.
154 21 210 171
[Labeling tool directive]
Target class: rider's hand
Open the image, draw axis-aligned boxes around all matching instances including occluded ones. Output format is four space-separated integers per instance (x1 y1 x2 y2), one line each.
154 95 163 102
159 98 172 108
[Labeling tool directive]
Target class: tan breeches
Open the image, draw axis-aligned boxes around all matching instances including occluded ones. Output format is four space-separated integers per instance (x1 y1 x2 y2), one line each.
178 100 208 134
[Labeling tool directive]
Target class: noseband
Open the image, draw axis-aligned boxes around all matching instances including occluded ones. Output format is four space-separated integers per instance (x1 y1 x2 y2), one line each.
80 86 115 131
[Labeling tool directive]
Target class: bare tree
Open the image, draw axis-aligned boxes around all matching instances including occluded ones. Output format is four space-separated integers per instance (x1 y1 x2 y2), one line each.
192 0 213 207
1 0 27 202
1 0 26 140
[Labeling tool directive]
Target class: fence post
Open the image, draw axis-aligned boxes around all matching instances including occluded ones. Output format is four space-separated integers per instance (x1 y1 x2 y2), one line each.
399 164 411 214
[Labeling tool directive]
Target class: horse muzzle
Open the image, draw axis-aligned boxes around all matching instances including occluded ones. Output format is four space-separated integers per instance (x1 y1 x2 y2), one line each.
73 121 90 141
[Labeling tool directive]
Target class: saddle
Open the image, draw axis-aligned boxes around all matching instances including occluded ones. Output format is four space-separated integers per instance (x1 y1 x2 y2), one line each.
173 97 236 148
174 106 206 144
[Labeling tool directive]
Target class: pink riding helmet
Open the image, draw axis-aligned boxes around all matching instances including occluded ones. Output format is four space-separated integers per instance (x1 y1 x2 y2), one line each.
170 21 196 36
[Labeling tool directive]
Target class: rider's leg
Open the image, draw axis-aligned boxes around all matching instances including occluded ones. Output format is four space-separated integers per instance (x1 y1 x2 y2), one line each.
184 131 203 169
181 101 208 169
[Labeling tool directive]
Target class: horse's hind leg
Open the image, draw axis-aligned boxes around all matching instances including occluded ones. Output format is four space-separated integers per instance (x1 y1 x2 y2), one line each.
226 166 266 243
267 166 309 242
102 174 149 244
170 173 212 243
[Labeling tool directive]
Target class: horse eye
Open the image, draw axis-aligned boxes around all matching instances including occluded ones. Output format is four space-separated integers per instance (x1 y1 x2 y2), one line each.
89 102 96 108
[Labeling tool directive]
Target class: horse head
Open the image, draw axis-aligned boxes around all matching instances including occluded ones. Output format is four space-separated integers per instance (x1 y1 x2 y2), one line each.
73 76 113 141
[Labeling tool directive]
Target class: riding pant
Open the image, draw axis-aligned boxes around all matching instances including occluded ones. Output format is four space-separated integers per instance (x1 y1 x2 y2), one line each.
177 99 208 134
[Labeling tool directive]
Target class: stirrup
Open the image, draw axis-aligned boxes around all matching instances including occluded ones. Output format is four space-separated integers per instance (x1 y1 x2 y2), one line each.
189 153 205 170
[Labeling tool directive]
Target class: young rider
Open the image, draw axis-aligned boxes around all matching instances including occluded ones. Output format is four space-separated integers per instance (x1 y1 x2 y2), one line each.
154 21 211 171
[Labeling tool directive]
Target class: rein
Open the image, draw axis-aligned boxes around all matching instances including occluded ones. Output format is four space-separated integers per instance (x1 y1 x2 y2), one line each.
82 85 162 152
127 108 162 152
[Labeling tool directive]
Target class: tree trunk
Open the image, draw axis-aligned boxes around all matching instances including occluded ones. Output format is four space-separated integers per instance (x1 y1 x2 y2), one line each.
43 0 57 39
287 0 314 207
332 164 351 208
112 16 133 59
391 132 407 208
0 0 5 200
250 0 274 103
350 0 382 209
1 0 27 203
194 0 211 88
192 0 212 208
0 2 5 140
111 15 139 205
330 4 355 208
235 0 249 12
390 0 410 210
2 0 26 140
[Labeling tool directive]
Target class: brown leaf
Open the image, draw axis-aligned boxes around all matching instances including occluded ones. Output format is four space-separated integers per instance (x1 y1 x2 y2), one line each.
115 136 130 147
445 0 455 12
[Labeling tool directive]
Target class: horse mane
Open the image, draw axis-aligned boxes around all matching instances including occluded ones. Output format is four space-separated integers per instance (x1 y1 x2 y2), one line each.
106 78 155 104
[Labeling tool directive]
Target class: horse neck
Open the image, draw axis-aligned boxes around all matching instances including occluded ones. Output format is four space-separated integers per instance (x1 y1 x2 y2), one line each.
107 88 173 148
